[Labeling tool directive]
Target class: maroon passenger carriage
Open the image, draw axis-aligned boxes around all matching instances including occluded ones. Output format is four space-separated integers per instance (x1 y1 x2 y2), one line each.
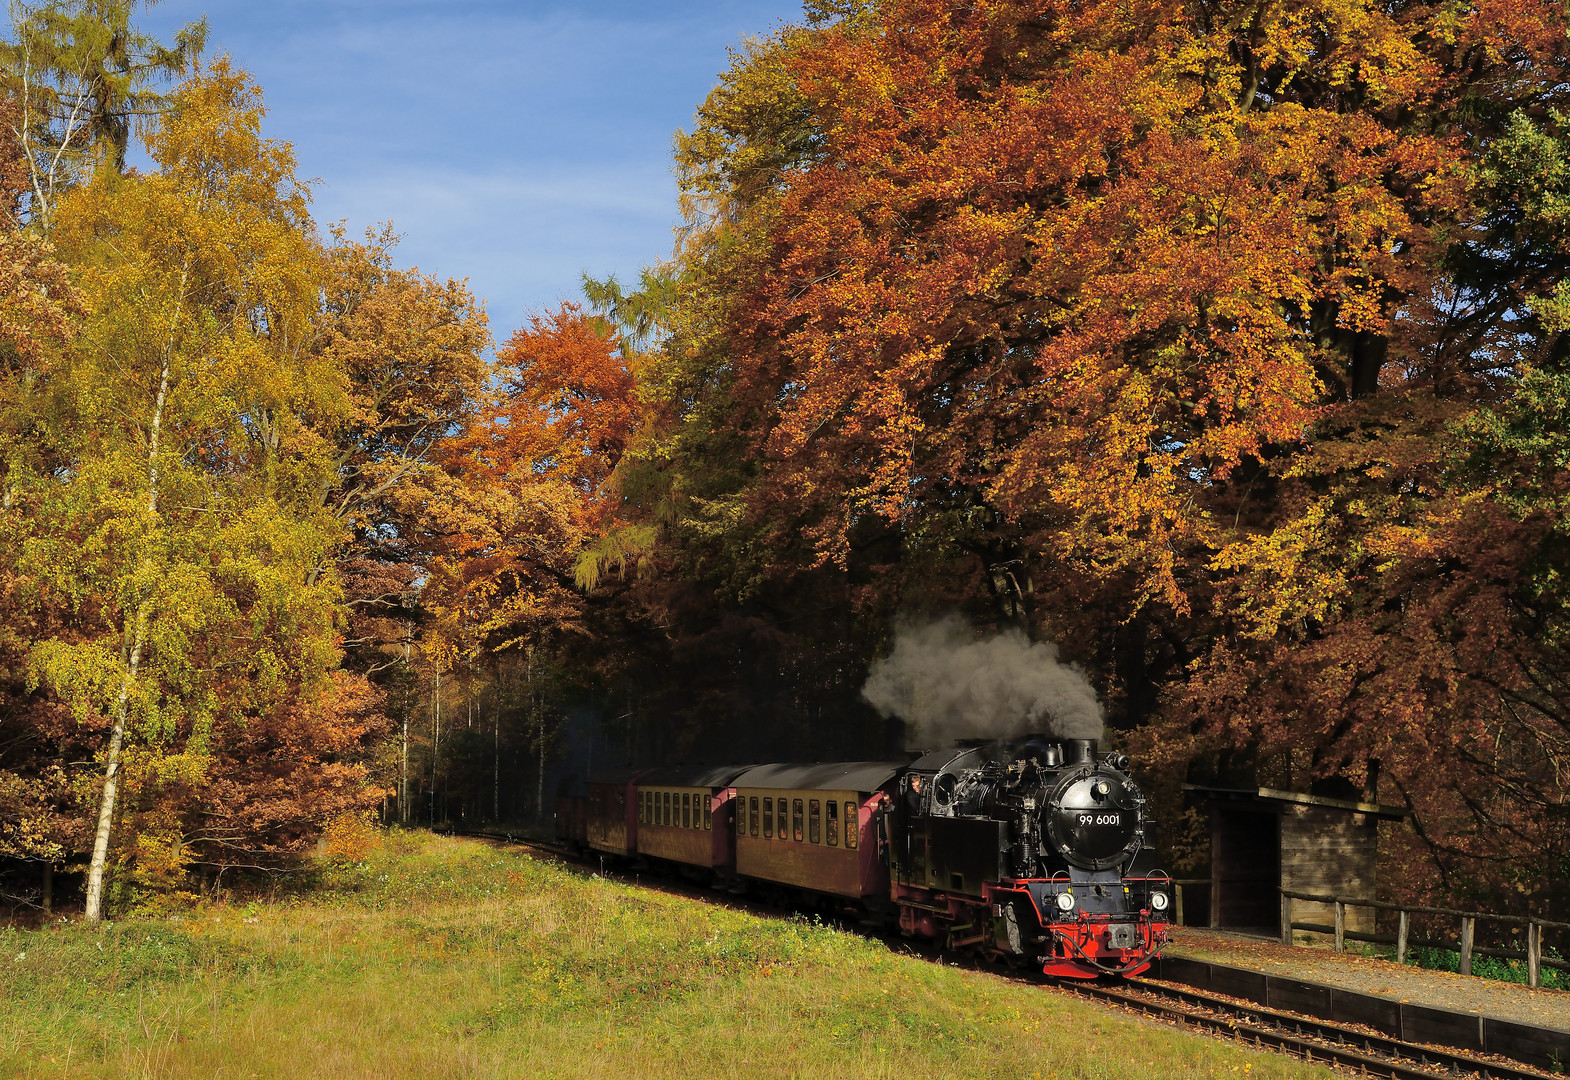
634 765 748 875
729 762 895 904
557 735 1170 979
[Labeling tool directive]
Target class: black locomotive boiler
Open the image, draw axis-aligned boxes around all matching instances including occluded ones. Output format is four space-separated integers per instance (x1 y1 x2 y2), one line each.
558 735 1171 979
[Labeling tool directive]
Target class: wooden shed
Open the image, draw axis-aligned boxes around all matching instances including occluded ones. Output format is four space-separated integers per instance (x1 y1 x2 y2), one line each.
1185 786 1409 933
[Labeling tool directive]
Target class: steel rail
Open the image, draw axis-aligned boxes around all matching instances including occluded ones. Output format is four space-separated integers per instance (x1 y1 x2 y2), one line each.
1063 978 1556 1080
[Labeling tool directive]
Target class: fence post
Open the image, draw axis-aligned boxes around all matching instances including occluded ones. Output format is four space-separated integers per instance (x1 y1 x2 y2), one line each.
1460 916 1475 977
1281 892 1293 947
1396 909 1408 965
1528 920 1541 989
1334 900 1345 953
1176 884 1185 928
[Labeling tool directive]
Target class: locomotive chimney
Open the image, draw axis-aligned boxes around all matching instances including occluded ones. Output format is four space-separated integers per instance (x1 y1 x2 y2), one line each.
1071 739 1098 765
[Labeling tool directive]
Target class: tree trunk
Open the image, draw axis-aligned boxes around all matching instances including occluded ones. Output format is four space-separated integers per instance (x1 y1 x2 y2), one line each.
432 665 441 826
84 358 170 921
400 639 410 824
83 260 186 923
400 711 409 824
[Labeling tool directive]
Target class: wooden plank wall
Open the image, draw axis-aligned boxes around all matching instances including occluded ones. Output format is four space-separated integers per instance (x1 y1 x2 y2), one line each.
1280 804 1377 934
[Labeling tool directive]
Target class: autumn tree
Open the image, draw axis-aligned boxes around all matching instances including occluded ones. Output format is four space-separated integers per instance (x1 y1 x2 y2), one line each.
588 0 1570 905
3 62 386 917
307 226 490 675
416 304 638 706
1 0 205 224
0 85 80 878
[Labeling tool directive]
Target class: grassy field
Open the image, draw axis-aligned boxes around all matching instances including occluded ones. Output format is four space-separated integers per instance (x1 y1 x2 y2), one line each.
0 833 1336 1080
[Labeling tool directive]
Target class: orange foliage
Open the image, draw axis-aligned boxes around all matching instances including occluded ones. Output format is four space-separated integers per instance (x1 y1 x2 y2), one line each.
192 672 389 860
644 0 1570 906
709 0 1530 611
417 304 641 661
490 303 639 515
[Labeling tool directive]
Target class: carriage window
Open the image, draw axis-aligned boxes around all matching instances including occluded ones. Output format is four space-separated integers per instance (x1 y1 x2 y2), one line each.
617 790 625 811
826 799 839 846
663 791 671 826
640 792 647 823
792 799 804 842
703 794 712 829
735 799 744 836
809 799 821 844
845 801 859 848
777 799 789 838
762 798 773 838
747 796 758 837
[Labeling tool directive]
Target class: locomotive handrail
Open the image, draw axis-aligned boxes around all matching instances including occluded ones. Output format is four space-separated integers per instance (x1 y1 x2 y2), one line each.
1277 887 1570 988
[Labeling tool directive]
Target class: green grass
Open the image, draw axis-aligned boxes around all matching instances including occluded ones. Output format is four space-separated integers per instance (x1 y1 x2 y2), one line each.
1405 944 1567 989
1 833 1335 1079
1316 937 1567 989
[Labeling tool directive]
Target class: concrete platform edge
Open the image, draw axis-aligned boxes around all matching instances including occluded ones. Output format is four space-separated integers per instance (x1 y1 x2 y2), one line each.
1149 955 1570 1072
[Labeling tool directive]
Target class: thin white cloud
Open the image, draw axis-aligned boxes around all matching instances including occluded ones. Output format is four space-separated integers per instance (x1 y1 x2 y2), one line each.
137 0 804 331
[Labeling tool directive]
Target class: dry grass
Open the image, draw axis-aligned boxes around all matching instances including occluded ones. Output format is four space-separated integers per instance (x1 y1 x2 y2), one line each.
1 833 1335 1079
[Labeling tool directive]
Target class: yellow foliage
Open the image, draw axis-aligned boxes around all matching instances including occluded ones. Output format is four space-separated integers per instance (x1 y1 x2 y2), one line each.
320 812 380 866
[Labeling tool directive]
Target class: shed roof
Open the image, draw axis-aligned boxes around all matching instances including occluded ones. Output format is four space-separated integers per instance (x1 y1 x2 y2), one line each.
732 761 904 793
1185 784 1409 820
637 764 753 788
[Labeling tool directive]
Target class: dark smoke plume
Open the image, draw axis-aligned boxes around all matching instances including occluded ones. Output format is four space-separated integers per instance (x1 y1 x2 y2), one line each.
862 615 1104 748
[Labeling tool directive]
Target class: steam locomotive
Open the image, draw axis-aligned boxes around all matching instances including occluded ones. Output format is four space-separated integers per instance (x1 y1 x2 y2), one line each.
556 735 1170 978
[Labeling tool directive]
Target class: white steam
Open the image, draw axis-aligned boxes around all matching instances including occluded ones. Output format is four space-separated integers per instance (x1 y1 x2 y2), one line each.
862 615 1104 748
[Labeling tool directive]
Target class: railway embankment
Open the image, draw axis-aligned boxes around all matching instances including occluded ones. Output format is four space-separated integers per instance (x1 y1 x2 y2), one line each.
0 832 1333 1080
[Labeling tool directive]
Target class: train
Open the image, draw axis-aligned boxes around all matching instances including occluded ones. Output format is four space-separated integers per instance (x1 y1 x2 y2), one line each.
555 734 1171 978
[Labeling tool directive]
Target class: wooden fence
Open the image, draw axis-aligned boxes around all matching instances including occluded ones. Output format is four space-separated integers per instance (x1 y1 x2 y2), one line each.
1279 888 1570 989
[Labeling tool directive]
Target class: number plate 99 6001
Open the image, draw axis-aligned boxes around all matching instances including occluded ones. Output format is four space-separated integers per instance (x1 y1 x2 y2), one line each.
1078 813 1121 826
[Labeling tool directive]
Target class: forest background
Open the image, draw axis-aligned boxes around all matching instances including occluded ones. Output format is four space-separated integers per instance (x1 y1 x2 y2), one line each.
2 0 1569 923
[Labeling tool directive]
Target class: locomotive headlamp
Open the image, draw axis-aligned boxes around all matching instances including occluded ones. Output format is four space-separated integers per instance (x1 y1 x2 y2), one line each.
1150 891 1170 912
1055 891 1076 913
1093 780 1110 798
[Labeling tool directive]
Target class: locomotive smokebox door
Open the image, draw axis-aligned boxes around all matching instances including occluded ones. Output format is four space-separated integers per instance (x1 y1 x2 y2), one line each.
1045 768 1142 871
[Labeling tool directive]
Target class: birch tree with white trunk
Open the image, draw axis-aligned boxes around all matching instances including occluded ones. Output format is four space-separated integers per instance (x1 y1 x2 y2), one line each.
23 62 343 918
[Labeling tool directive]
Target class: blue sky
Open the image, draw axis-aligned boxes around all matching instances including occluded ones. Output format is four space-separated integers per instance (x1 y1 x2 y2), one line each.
138 1 804 341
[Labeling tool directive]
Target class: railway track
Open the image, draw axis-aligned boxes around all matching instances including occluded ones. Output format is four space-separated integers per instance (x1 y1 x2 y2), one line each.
457 831 1558 1079
1062 977 1559 1080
